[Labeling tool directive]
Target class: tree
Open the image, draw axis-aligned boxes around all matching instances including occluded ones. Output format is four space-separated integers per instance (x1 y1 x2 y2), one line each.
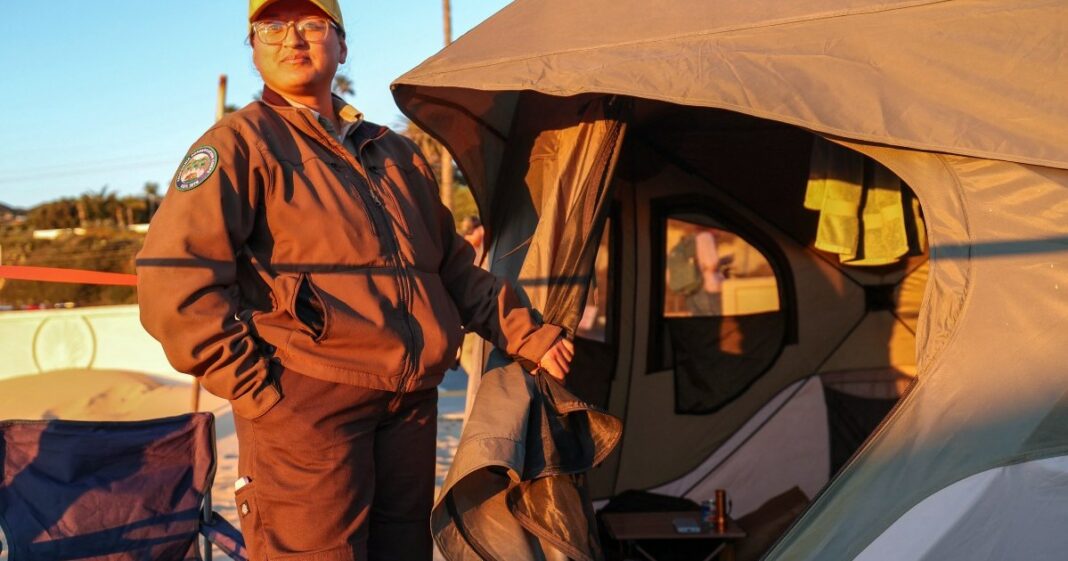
398 119 476 229
122 195 148 225
398 119 442 169
333 74 354 97
27 198 79 230
75 187 123 227
143 182 161 220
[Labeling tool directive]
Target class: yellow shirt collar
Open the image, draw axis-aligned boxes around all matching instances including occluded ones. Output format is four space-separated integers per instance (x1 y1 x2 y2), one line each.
282 94 365 142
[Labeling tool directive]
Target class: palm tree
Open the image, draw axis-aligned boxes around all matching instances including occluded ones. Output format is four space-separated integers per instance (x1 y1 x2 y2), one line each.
399 119 442 169
333 74 354 97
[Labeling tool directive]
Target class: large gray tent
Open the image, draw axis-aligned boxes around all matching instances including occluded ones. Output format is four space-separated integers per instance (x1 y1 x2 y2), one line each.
393 1 1068 559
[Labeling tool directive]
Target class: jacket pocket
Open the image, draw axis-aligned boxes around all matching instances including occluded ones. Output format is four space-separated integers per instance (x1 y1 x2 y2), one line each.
280 272 330 343
235 481 267 561
297 273 330 342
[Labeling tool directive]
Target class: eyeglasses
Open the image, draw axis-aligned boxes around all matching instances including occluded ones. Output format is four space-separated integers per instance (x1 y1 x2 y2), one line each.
252 17 335 45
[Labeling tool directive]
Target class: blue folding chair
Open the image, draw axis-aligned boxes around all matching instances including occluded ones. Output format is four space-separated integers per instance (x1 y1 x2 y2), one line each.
0 412 246 560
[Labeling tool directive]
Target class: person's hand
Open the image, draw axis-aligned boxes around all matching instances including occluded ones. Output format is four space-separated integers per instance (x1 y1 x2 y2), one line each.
536 336 574 381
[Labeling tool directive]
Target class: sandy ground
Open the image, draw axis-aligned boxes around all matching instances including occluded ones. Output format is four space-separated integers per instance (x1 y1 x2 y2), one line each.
0 369 465 560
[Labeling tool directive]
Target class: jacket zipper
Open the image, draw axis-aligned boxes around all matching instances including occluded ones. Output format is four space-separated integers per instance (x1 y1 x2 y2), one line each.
312 126 421 406
354 149 421 407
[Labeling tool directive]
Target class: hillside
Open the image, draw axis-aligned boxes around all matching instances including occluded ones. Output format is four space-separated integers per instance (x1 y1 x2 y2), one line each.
0 201 26 217
0 228 142 308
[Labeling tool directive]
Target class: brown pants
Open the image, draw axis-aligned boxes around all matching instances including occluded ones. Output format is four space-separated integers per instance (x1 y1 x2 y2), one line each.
233 366 437 561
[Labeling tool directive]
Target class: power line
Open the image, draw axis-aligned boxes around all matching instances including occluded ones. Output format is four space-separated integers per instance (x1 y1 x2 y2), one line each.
0 158 174 184
0 152 174 176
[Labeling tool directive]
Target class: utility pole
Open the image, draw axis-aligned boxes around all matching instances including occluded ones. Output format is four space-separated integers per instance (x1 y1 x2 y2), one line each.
216 74 228 122
191 74 229 414
440 0 454 213
443 0 452 46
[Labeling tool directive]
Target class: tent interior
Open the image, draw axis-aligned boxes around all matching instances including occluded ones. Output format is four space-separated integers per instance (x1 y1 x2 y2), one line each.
469 93 929 557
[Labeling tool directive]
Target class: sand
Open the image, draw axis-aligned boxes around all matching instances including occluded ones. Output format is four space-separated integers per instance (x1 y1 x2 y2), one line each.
0 369 464 560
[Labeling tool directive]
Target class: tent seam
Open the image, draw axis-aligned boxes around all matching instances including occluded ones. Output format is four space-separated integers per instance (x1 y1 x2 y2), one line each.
394 85 1068 170
890 258 930 336
915 155 975 375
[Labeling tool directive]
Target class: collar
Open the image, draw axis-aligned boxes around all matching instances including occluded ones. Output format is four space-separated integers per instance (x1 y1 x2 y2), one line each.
261 86 364 142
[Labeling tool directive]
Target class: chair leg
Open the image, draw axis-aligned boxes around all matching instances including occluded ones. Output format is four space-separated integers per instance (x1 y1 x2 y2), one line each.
202 495 213 561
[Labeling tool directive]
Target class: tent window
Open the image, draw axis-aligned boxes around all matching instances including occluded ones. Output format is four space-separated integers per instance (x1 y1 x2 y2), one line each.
576 218 613 342
663 217 780 318
654 213 788 414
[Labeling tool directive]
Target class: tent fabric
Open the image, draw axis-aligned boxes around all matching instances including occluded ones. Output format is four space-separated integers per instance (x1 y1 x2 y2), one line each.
0 413 222 560
395 0 1068 175
649 379 813 500
668 313 786 414
431 364 622 561
512 95 629 330
815 311 918 378
854 455 1068 561
762 150 1068 561
822 386 897 474
566 337 616 409
652 377 830 518
393 2 1068 559
431 96 625 560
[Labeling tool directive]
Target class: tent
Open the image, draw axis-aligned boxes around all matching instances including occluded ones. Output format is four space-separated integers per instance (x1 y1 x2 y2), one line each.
392 1 1068 559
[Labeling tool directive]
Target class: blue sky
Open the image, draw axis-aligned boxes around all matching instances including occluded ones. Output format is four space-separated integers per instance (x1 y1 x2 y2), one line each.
0 0 510 209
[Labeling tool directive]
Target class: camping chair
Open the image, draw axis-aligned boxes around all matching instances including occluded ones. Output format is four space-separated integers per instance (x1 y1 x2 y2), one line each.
0 412 246 560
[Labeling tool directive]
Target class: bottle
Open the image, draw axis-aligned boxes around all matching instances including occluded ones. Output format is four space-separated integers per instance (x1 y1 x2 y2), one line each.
714 489 730 533
700 499 716 529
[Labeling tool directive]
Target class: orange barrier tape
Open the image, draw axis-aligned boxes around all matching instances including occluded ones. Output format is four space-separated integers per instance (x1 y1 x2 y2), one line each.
0 266 137 287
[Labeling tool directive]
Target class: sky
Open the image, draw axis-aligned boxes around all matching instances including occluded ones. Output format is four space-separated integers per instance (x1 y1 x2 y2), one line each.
0 0 511 209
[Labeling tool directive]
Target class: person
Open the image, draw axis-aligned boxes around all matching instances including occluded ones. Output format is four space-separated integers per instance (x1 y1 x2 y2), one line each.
135 1 573 559
459 214 484 262
667 223 725 317
456 214 484 397
688 229 725 315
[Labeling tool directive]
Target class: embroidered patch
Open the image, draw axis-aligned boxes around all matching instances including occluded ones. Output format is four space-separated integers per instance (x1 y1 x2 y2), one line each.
175 146 219 191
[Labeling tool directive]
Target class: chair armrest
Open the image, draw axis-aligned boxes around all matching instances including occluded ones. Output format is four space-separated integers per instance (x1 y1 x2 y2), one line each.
200 511 248 561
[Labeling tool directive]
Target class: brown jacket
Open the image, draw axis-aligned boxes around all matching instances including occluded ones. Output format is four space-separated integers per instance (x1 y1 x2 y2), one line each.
137 89 560 420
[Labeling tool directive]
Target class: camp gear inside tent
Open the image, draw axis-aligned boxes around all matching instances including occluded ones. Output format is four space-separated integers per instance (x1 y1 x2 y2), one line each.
393 1 1068 560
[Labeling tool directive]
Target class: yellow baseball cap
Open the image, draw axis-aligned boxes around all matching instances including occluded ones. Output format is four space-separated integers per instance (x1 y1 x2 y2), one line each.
249 0 344 30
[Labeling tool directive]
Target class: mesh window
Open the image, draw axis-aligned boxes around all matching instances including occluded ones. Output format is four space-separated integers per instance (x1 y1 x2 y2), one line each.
657 214 787 414
664 216 780 318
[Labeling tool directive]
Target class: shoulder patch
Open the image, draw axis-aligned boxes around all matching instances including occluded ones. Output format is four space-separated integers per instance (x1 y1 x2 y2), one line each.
175 146 219 191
